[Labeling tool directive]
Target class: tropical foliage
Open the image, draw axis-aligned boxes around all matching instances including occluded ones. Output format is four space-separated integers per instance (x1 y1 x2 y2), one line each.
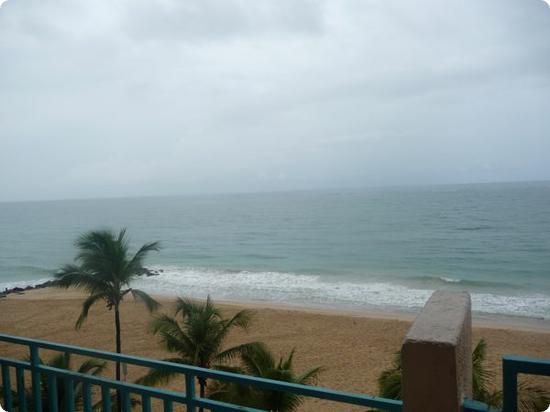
137 296 262 400
377 339 550 412
209 344 323 412
377 351 401 401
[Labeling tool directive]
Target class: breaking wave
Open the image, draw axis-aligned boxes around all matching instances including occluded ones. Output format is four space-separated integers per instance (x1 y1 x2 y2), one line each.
133 266 550 319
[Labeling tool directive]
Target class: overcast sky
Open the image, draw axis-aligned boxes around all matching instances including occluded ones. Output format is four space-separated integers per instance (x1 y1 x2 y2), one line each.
1 0 549 201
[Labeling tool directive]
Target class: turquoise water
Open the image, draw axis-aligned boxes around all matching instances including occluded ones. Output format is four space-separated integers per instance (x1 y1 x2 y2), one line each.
1 181 549 318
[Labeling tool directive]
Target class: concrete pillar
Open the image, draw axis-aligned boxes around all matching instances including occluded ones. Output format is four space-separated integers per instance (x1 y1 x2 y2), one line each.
401 290 472 412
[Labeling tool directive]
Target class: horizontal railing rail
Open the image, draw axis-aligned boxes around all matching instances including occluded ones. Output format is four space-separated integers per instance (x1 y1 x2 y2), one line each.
0 333 403 411
462 398 500 412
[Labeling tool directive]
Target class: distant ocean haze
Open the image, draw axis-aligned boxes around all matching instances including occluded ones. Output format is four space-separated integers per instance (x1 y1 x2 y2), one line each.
0 181 549 319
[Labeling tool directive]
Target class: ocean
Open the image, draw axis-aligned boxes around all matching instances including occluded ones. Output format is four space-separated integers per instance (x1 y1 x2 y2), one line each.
1 181 549 319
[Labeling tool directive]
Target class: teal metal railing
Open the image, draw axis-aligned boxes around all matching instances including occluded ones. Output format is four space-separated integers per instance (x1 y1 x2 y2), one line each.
463 398 501 412
463 355 550 412
0 333 403 411
502 355 550 412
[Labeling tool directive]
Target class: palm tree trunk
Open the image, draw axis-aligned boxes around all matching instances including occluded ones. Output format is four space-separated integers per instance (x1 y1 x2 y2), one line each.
115 304 122 412
198 377 207 412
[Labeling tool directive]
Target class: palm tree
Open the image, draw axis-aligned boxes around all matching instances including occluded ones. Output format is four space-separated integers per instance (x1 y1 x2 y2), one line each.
209 344 323 411
5 353 106 411
471 339 502 408
54 229 160 410
377 339 550 412
137 296 262 407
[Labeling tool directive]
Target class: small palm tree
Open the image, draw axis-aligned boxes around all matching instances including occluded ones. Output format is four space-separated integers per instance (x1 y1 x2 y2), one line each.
55 229 160 384
209 344 323 412
40 353 106 411
377 339 550 412
24 353 106 411
138 296 262 409
377 352 402 401
471 339 502 407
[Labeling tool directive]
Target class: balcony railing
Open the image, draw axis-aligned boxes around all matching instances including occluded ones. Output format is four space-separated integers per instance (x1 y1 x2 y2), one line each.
0 333 403 411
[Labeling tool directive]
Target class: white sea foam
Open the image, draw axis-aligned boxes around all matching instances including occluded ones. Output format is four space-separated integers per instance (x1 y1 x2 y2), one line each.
439 276 462 283
133 266 550 319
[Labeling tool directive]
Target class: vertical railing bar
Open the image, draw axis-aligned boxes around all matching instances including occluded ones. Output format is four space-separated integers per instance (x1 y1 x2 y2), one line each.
101 384 112 412
163 399 173 412
141 394 152 412
1 364 13 411
16 366 27 412
83 381 92 412
121 389 131 412
64 377 75 412
502 359 517 412
29 344 43 412
47 373 59 412
185 373 196 412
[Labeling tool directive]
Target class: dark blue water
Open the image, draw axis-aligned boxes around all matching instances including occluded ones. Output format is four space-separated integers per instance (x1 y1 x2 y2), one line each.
1 181 549 318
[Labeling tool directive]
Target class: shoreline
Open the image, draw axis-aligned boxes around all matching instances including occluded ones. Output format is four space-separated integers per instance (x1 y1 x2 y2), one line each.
0 268 162 297
7 286 550 333
3 268 550 325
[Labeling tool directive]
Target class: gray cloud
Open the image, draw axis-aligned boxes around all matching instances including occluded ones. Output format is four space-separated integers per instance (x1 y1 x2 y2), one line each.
122 0 326 41
1 0 549 201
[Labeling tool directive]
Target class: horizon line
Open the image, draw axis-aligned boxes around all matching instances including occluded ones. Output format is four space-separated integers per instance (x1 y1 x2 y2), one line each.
1 178 549 205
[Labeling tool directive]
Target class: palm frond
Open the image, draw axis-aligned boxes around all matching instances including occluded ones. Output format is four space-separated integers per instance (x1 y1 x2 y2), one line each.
77 358 108 376
175 297 220 319
54 266 108 294
215 344 323 412
129 288 160 313
472 339 494 401
150 314 195 354
210 365 244 374
76 292 109 329
75 230 125 278
48 352 70 369
126 241 161 274
518 381 550 412
295 365 323 385
208 380 259 408
240 343 275 377
222 309 254 331
92 390 141 412
281 349 295 371
214 342 265 364
136 358 188 387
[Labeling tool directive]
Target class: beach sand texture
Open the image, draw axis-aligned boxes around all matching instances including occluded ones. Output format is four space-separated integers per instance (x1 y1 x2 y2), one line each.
1 288 549 411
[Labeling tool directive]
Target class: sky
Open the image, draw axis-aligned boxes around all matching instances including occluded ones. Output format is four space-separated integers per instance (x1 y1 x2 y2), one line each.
1 0 550 202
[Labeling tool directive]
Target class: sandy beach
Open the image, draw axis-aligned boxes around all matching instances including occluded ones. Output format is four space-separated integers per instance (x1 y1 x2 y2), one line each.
1 288 549 411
